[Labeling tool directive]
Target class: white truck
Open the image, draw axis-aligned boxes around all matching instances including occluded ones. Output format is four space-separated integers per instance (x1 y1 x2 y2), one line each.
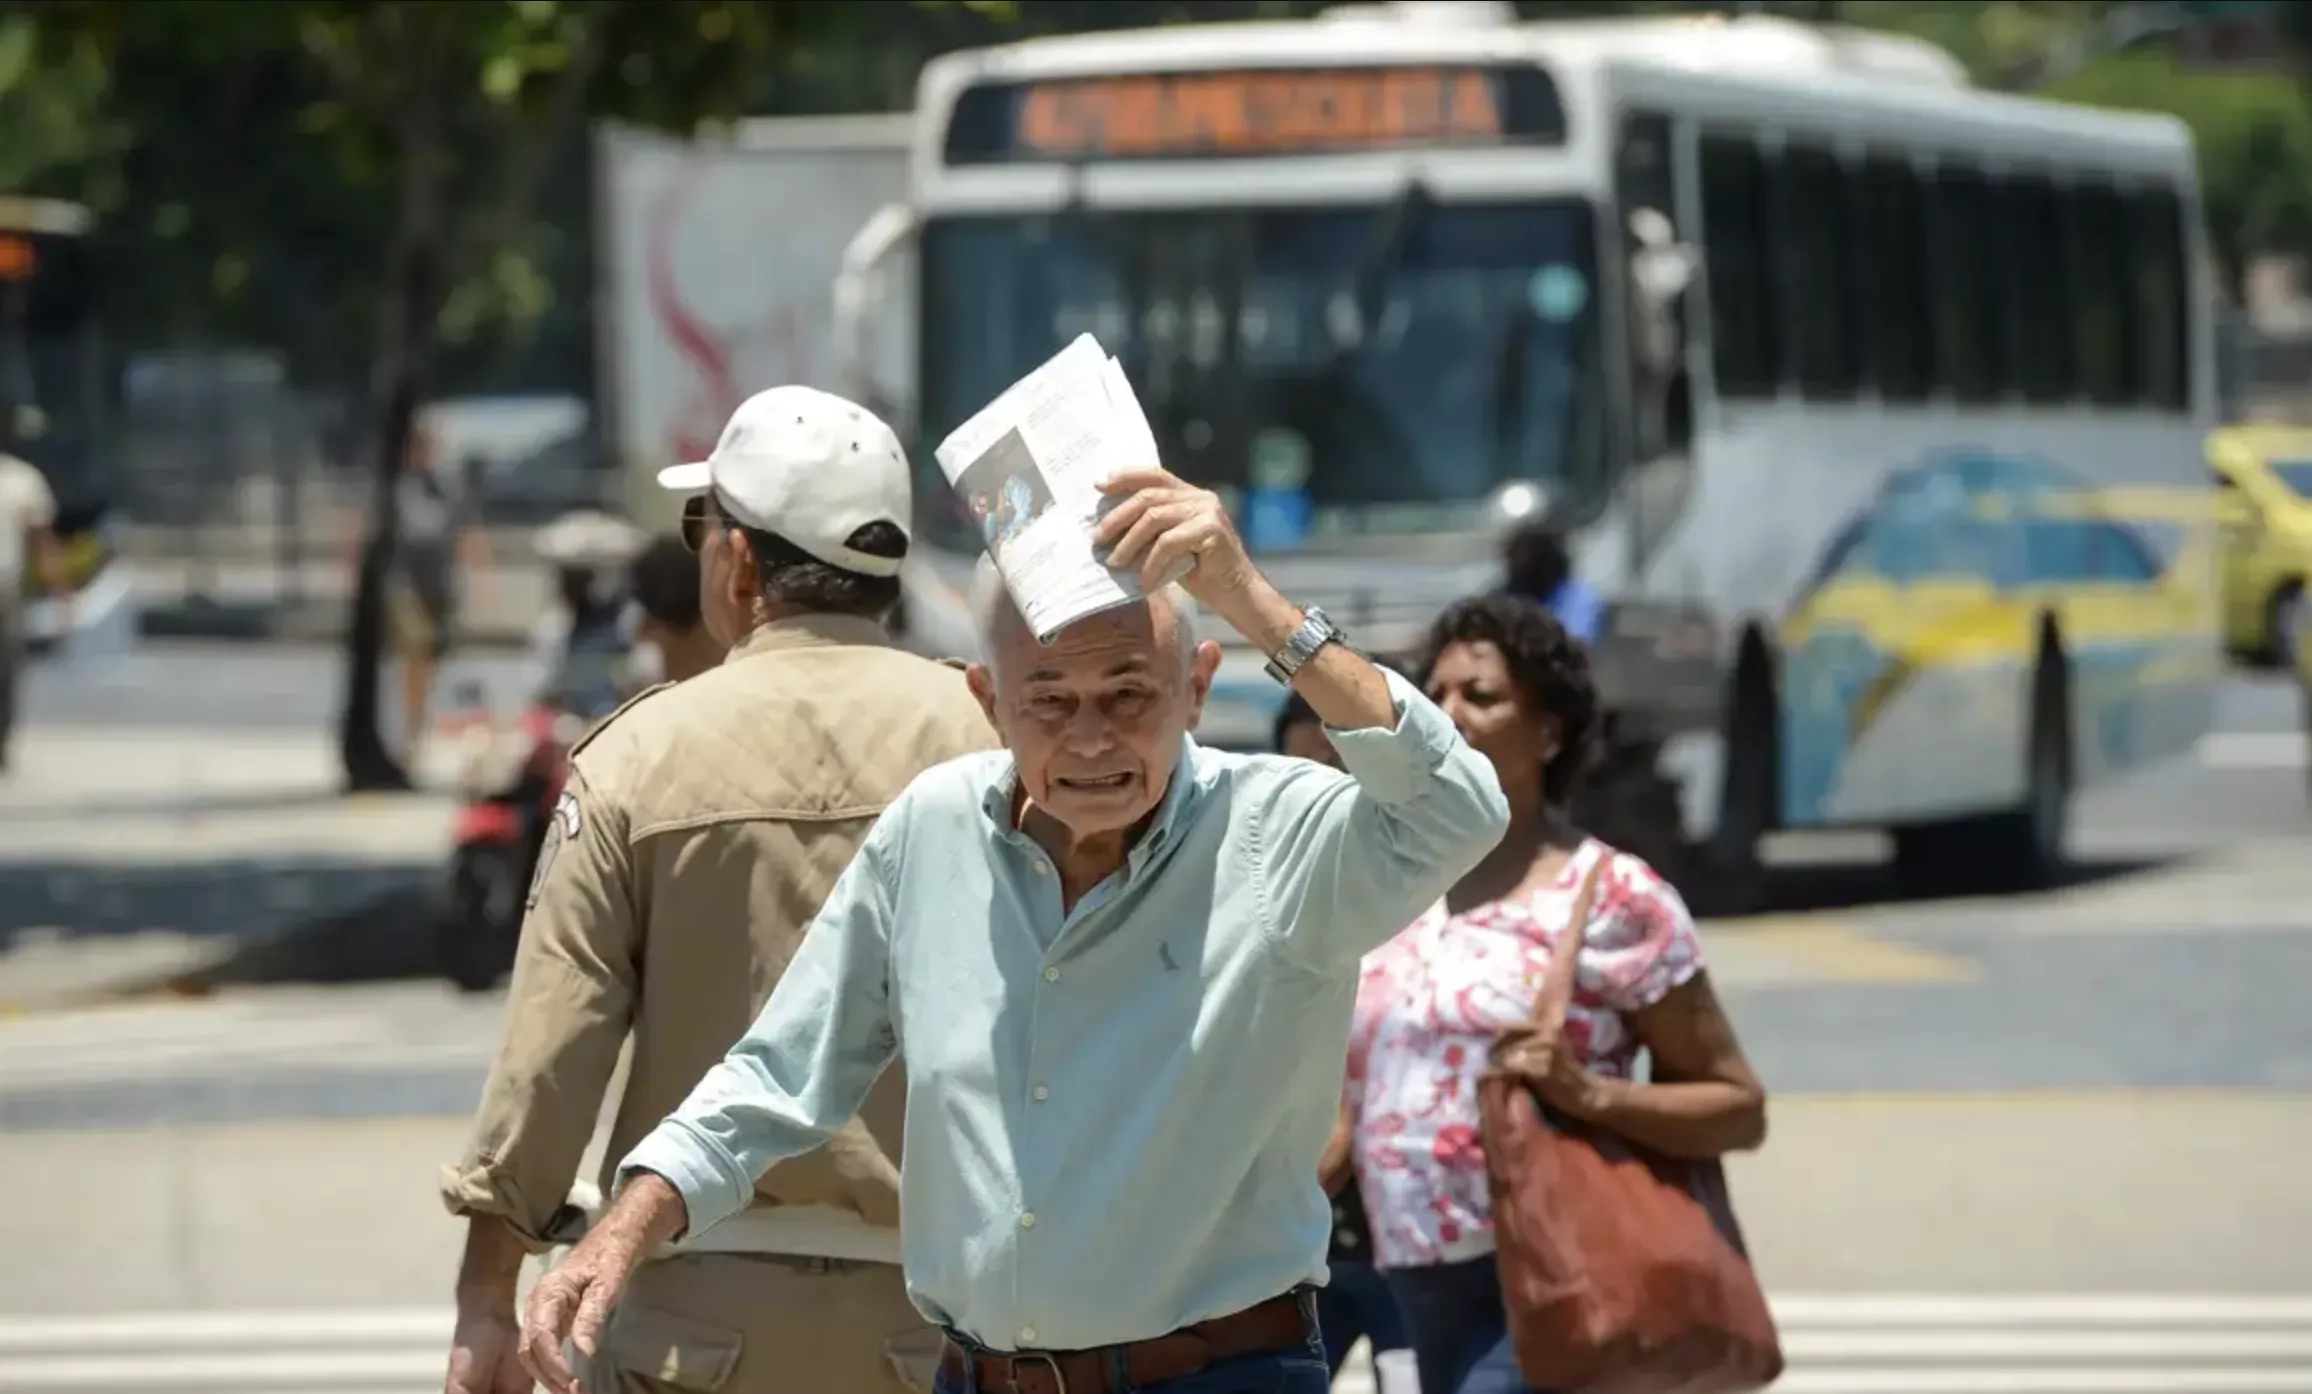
594 113 979 657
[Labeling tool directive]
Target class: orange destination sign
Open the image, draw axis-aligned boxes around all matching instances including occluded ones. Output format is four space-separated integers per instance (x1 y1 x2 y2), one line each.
0 234 34 282
1015 67 1510 160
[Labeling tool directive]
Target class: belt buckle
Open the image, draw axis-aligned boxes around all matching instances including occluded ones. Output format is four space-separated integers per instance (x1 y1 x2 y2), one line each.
1006 1351 1068 1394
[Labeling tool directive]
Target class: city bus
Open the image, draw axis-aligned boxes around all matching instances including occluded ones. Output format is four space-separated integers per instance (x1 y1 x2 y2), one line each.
0 197 125 651
835 4 2221 904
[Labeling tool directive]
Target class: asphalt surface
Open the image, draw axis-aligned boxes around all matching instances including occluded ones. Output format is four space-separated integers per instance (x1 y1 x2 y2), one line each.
4 646 2307 1129
4 647 2310 1367
13 640 540 734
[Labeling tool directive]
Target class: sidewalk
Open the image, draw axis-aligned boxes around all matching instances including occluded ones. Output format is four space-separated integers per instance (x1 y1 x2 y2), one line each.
0 728 463 1011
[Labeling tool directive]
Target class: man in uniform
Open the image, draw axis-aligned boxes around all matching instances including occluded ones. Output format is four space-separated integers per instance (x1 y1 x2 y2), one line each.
439 386 998 1394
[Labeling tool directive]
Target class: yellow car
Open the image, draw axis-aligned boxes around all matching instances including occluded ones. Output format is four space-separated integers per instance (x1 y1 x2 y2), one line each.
2208 425 2312 668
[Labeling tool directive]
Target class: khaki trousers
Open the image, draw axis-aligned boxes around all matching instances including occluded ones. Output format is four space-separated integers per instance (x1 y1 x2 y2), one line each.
580 1253 941 1394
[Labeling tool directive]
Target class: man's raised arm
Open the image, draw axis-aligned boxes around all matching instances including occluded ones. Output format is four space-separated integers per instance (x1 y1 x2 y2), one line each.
1089 465 1509 974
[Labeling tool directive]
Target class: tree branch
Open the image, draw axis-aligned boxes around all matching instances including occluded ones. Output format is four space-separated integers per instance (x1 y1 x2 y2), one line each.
445 6 609 289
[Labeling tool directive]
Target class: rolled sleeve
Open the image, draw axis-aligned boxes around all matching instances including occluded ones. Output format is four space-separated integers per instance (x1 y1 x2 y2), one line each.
440 765 638 1249
614 825 906 1239
1258 668 1509 970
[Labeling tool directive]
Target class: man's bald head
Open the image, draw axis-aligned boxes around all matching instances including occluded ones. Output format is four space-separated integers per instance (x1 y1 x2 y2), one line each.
969 554 1196 680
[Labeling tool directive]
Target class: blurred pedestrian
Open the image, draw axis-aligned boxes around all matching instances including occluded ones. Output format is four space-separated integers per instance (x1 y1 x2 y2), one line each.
0 423 65 771
530 509 645 720
1500 520 1602 648
439 387 999 1394
1275 691 1417 1390
385 420 490 769
518 462 1510 1394
625 530 723 685
1347 594 1765 1394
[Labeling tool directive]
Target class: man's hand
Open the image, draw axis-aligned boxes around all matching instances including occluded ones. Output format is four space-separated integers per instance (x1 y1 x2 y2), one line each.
1093 467 1257 609
519 1173 686 1394
519 1228 639 1394
445 1309 529 1394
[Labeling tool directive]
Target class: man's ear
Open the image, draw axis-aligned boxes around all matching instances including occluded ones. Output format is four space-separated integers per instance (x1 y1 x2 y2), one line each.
966 663 1003 733
725 531 760 614
1184 639 1222 729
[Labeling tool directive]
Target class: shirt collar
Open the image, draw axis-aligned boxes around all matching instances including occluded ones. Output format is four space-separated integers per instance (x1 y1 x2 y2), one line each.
723 612 892 664
980 735 1203 871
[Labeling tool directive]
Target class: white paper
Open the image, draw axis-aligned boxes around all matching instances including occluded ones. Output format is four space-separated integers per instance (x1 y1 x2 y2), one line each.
933 333 1181 644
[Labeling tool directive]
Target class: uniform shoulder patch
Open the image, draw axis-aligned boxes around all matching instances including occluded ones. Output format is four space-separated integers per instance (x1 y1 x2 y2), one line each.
567 681 675 758
527 786 584 911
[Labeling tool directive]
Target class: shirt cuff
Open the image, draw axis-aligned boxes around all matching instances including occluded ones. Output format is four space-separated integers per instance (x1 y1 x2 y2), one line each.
616 1117 754 1241
1323 667 1458 804
437 1161 560 1253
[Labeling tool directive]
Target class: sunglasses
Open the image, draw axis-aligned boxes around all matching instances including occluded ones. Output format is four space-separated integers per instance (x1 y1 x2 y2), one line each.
679 493 725 554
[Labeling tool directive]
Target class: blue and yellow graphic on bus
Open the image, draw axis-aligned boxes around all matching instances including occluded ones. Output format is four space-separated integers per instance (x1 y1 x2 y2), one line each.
1778 451 2218 827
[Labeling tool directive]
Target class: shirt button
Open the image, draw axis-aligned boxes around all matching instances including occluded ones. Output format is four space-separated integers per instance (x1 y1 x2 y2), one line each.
1020 1211 1037 1230
1032 1084 1050 1102
1043 966 1060 983
1032 859 1050 875
1019 1326 1038 1346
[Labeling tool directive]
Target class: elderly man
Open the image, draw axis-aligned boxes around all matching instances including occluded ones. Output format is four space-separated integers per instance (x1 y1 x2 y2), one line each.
522 465 1510 1394
441 387 996 1394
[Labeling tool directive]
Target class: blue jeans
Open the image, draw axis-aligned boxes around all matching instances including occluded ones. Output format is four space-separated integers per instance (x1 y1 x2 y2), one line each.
1383 1255 1551 1394
933 1297 1331 1394
1315 1262 1410 1377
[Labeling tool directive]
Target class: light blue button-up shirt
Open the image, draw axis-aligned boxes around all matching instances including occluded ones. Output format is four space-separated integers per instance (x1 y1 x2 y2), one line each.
620 668 1508 1351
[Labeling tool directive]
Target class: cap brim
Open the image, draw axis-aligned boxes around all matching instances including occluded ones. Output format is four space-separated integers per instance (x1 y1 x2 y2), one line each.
656 461 712 491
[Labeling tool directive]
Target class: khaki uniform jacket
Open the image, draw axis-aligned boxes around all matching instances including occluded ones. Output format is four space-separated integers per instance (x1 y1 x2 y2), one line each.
440 613 998 1248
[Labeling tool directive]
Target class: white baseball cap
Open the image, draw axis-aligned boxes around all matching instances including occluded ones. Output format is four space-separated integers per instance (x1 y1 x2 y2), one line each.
656 386 912 579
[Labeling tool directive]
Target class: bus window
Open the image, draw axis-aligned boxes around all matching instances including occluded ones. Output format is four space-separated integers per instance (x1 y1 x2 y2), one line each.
1698 132 1780 399
2133 186 2189 413
0 227 97 508
1857 154 1934 403
1779 141 1861 401
2069 180 2142 407
1927 163 2004 404
2007 174 2076 405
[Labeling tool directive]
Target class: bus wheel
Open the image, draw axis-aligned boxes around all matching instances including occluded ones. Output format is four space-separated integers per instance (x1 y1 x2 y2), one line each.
1575 741 1689 893
1893 649 2071 896
1691 660 1775 917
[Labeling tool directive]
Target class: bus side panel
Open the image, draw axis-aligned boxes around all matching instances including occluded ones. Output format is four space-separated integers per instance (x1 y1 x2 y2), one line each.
1648 406 2217 832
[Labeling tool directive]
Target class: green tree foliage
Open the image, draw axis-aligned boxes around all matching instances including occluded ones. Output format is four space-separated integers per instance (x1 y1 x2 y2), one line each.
26 0 874 788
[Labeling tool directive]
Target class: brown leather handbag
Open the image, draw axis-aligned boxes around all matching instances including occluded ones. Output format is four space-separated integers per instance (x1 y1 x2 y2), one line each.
1476 855 1783 1394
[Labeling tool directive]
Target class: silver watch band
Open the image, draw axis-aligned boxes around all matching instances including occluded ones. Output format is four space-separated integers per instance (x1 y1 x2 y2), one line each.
1265 606 1340 684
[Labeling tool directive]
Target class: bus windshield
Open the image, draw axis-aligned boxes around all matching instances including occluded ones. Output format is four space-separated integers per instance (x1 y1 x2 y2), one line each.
917 197 1601 554
0 223 100 522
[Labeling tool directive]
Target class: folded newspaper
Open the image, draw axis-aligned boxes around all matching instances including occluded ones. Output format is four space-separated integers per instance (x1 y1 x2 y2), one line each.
934 333 1188 644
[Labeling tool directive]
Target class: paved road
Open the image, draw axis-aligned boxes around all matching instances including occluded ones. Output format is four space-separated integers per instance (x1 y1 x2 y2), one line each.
4 652 2308 1382
15 641 539 736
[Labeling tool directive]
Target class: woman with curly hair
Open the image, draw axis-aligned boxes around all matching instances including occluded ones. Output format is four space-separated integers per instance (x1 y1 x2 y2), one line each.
1343 593 1768 1394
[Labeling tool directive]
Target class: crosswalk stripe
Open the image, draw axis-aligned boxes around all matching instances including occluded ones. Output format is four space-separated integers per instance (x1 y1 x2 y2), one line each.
2 1298 2306 1394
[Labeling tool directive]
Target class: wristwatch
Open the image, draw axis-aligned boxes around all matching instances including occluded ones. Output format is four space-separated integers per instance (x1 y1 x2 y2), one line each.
1265 606 1343 684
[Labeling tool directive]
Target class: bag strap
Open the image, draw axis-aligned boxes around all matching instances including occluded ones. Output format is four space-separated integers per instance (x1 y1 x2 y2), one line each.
1524 846 1610 1040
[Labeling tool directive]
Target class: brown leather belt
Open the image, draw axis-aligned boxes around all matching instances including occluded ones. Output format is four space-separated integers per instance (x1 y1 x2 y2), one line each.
937 1292 1312 1394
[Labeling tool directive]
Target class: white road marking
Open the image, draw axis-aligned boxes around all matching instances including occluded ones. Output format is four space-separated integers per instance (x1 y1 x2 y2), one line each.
3 1296 2308 1393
